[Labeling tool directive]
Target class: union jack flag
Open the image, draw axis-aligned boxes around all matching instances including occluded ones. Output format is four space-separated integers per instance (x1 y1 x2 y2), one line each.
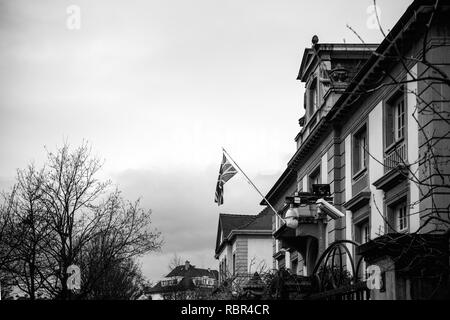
214 153 238 205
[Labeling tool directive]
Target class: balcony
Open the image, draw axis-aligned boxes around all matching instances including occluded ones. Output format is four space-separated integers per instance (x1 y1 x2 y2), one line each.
384 141 407 172
374 141 409 192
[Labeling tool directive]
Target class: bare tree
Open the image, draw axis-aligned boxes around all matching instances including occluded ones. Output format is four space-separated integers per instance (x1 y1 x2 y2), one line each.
82 257 145 300
75 190 162 299
0 142 162 299
0 191 15 269
213 257 272 300
2 166 55 299
167 253 184 271
0 188 20 298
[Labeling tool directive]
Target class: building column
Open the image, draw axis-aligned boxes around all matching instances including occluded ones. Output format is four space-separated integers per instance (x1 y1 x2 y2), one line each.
285 250 291 270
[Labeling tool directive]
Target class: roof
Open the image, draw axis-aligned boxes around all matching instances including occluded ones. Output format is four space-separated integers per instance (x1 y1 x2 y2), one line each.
148 263 218 294
167 265 218 279
215 208 272 256
328 0 450 122
147 277 197 294
219 214 255 240
236 207 272 231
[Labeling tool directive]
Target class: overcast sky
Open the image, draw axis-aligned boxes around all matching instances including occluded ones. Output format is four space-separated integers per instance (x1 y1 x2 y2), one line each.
0 0 412 282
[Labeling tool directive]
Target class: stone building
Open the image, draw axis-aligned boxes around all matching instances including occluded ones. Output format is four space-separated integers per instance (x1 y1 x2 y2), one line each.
264 0 450 300
147 261 218 300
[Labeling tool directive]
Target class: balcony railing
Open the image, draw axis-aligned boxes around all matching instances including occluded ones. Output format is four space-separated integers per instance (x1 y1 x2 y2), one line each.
384 141 407 172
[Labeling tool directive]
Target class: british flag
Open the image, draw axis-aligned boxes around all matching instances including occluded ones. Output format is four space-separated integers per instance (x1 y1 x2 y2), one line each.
214 153 238 205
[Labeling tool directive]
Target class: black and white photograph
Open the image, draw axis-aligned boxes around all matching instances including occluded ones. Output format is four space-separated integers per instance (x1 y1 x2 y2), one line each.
0 0 449 311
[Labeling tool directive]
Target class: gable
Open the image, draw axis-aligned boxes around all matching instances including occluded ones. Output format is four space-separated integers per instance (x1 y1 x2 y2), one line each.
215 211 272 256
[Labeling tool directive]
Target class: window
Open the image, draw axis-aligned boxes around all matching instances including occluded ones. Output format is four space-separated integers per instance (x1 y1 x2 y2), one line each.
394 202 408 232
386 90 406 147
161 279 177 287
396 99 406 140
194 277 216 287
291 258 298 275
354 219 370 280
223 257 227 276
355 219 370 244
387 198 409 233
361 221 370 244
232 253 236 275
353 126 367 175
220 259 226 281
309 167 321 191
275 214 282 231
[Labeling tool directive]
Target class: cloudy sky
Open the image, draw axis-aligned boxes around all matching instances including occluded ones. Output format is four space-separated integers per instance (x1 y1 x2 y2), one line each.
0 0 412 282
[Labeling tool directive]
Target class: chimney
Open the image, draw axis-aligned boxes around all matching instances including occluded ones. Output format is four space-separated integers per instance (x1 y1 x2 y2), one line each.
184 260 190 270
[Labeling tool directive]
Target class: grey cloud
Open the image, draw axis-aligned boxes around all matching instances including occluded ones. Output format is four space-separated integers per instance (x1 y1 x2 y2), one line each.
113 166 281 281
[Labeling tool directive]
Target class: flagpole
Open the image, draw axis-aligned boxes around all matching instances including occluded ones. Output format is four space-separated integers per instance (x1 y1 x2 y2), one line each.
222 147 285 222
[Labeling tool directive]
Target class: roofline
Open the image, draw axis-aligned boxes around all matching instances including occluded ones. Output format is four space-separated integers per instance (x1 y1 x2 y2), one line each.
218 213 254 218
327 0 439 122
215 229 273 256
259 167 295 205
229 229 272 238
215 213 256 254
297 43 379 82
263 0 439 204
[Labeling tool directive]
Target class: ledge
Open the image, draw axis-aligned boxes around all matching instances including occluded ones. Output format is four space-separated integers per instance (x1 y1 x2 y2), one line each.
372 165 409 192
352 167 367 181
343 191 371 212
273 223 296 240
273 250 286 260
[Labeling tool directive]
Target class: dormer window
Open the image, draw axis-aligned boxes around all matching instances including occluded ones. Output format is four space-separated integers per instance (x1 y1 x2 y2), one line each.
161 278 178 287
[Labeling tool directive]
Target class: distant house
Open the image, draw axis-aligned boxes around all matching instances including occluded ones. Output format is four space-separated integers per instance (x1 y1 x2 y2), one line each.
214 208 272 286
147 261 218 300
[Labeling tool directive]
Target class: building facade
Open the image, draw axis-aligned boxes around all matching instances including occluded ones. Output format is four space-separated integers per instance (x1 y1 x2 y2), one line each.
264 0 450 300
215 208 272 287
147 261 218 300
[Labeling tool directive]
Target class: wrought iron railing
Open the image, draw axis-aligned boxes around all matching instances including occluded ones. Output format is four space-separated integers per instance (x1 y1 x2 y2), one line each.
384 141 407 172
306 240 371 301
